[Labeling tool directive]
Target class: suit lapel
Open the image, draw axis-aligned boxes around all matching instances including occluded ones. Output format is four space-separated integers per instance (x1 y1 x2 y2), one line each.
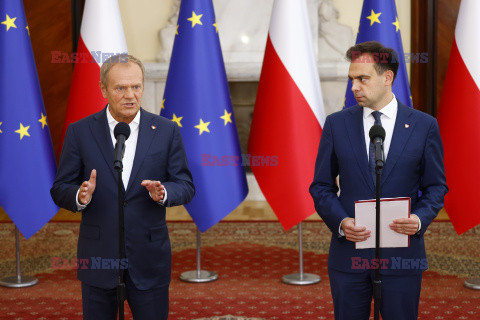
381 101 415 186
126 109 157 193
90 107 118 184
345 106 375 193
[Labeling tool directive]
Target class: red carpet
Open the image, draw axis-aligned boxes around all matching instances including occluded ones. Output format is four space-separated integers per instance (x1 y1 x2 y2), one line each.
1 242 479 319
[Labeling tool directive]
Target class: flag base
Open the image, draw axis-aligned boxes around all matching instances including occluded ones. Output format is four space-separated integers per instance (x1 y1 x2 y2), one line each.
464 278 480 290
0 275 38 288
180 270 218 283
282 273 321 285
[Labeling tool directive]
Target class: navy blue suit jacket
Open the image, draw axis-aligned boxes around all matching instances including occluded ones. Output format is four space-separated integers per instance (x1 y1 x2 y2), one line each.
51 107 195 289
309 101 447 275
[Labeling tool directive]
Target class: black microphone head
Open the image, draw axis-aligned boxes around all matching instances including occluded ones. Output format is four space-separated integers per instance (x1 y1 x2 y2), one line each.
369 125 386 142
114 122 131 140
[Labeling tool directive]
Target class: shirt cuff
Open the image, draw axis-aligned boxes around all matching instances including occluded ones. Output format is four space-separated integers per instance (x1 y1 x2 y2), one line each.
416 215 422 233
149 186 167 205
76 188 90 211
338 218 347 237
161 187 167 205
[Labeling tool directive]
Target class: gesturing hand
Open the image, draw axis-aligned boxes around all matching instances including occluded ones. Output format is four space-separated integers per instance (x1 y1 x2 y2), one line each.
78 169 96 205
341 218 371 242
141 180 165 202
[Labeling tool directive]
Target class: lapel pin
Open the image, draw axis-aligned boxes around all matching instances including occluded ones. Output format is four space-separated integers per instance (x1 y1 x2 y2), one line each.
151 125 156 130
405 124 410 128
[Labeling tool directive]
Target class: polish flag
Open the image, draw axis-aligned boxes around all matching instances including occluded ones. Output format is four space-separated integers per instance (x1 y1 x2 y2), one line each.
437 0 480 234
59 0 127 152
248 0 325 230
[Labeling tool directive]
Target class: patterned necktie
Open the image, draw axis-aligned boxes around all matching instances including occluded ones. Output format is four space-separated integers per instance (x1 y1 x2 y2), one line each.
369 111 383 184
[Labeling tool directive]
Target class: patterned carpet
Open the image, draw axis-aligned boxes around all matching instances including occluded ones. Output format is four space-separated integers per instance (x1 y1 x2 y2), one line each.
0 221 479 319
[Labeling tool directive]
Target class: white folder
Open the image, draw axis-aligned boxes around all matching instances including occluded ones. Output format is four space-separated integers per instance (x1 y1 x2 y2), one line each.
355 197 410 249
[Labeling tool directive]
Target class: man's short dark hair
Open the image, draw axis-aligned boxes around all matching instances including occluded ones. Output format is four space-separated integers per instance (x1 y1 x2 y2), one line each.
346 41 399 83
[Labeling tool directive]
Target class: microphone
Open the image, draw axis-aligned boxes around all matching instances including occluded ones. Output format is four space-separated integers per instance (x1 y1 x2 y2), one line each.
114 122 131 171
369 125 386 172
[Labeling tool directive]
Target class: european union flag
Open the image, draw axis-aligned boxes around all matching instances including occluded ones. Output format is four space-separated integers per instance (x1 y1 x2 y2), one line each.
344 0 413 108
0 1 58 239
162 0 248 232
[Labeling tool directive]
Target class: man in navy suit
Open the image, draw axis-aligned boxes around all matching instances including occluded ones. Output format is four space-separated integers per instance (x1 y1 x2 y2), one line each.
310 41 447 320
51 54 195 319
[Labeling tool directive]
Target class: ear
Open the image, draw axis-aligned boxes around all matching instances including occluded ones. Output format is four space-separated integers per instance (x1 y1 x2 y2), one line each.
99 81 108 99
384 70 394 86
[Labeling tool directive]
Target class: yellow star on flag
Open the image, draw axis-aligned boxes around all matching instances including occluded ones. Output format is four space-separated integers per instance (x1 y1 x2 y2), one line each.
161 99 165 110
220 110 232 125
26 25 30 36
187 11 203 28
213 21 218 33
392 17 400 32
38 113 48 129
171 114 183 127
1 14 17 31
175 25 179 35
194 119 210 135
0 122 2 133
15 123 30 140
366 10 381 26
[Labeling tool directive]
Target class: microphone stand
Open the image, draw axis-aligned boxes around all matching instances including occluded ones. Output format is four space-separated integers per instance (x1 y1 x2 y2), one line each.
115 162 126 320
373 159 383 320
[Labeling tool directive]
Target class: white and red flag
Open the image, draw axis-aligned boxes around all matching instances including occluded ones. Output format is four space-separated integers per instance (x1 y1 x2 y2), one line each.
248 0 325 230
437 0 480 234
59 0 127 151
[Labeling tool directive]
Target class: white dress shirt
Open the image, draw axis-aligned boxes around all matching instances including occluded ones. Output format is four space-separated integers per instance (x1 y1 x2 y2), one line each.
106 105 140 189
363 94 397 161
76 106 166 210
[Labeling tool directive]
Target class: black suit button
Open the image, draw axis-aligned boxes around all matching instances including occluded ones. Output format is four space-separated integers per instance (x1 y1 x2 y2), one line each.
123 202 128 207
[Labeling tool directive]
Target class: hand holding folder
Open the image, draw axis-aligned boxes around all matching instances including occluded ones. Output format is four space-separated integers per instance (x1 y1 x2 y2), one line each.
355 197 411 249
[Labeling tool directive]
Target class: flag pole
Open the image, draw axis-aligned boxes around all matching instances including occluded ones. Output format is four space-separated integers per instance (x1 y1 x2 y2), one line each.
0 226 38 288
464 279 480 290
180 227 218 283
282 222 321 285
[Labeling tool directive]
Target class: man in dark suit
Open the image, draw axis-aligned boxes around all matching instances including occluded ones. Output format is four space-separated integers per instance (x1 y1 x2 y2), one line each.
51 54 195 319
310 41 447 320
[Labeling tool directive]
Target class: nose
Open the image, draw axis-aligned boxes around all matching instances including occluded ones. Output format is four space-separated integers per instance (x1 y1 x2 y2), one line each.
124 87 134 98
351 80 359 92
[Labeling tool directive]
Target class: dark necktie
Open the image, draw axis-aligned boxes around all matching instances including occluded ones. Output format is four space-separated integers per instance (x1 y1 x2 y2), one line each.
369 111 383 183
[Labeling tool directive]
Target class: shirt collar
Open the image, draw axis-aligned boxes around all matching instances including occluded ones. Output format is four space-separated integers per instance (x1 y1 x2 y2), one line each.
106 105 141 130
363 93 397 120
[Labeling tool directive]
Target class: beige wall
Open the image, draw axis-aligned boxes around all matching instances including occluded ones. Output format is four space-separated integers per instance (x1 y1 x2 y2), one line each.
118 0 174 62
120 0 411 65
